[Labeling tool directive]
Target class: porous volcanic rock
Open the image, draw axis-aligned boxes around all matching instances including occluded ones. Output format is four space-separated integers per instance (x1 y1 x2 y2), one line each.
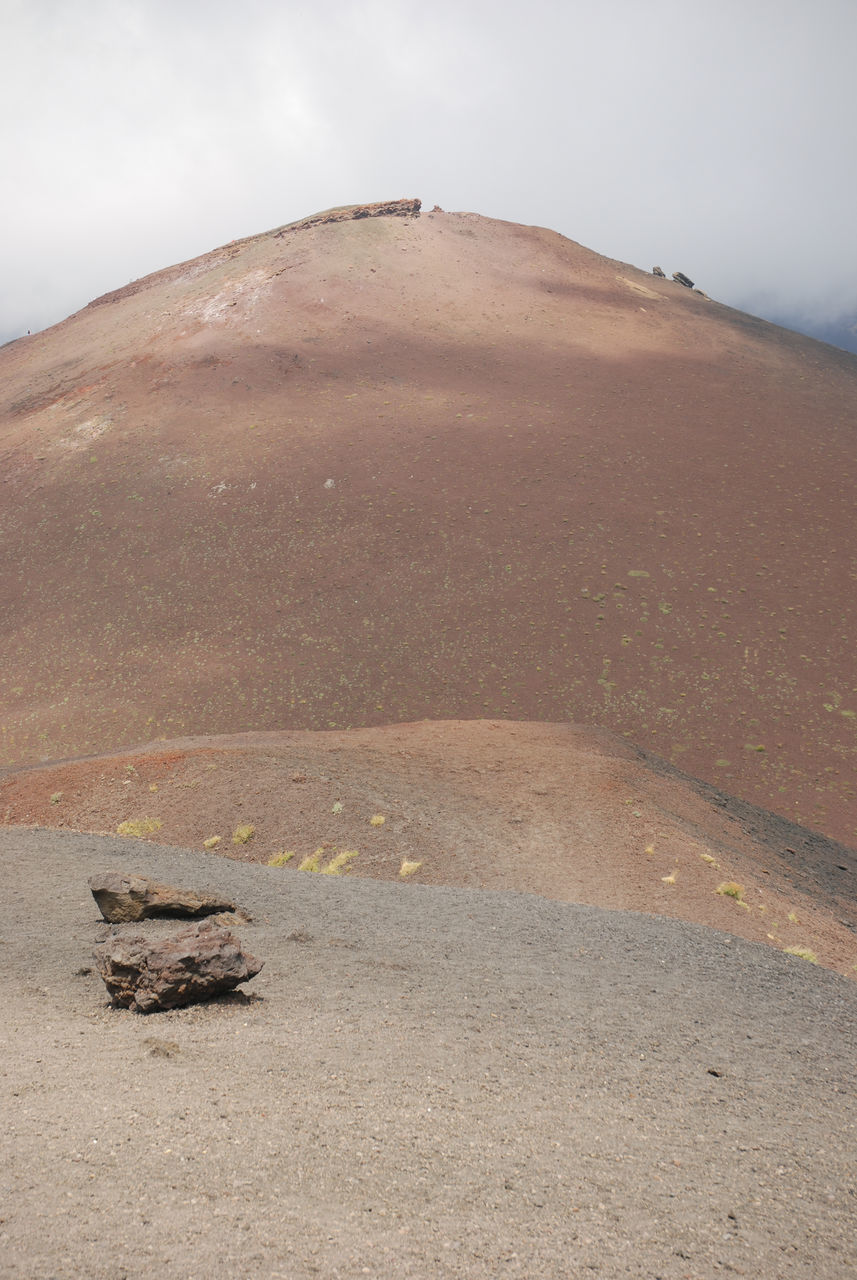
93 918 263 1012
88 871 240 922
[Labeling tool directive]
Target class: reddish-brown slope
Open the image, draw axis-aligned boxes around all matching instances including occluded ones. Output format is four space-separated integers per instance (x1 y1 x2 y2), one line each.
2 721 855 977
1 205 857 842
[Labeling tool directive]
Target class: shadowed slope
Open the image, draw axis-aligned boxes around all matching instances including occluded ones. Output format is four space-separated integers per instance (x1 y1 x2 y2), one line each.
2 205 857 842
3 721 855 977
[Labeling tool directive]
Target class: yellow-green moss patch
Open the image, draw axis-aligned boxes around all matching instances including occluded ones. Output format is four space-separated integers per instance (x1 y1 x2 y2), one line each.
268 851 296 867
116 817 162 837
320 850 359 875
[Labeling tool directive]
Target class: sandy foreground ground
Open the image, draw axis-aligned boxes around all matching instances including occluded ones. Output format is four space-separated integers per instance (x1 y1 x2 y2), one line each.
2 824 856 1280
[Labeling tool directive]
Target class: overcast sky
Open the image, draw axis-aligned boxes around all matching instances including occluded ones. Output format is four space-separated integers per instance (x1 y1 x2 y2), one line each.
2 0 856 344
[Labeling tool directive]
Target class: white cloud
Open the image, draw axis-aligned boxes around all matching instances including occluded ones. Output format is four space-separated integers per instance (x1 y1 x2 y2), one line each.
2 0 856 340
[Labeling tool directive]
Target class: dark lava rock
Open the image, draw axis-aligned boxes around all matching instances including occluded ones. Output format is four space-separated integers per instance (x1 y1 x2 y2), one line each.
93 918 263 1012
89 871 241 923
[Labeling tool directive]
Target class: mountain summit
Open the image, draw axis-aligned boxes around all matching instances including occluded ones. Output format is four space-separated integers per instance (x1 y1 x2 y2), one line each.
2 201 856 844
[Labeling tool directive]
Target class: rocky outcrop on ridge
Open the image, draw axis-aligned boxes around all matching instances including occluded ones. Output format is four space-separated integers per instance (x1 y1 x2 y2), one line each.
276 197 421 234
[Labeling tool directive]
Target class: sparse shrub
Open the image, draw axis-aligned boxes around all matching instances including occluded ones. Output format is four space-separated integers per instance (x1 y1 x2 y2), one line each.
699 853 720 867
296 847 358 874
716 881 745 900
661 869 677 885
370 814 386 827
783 945 818 964
232 824 255 845
332 801 343 814
399 860 422 877
298 849 323 872
203 835 221 849
117 817 162 837
50 791 63 805
320 850 359 875
268 851 296 867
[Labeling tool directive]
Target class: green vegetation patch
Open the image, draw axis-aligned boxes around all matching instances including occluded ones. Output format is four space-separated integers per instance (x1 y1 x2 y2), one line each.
116 817 162 837
298 847 359 874
716 881 749 909
320 849 359 875
268 851 296 867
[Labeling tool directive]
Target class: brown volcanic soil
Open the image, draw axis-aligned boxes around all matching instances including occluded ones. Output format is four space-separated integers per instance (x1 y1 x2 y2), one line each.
3 720 855 979
2 204 857 844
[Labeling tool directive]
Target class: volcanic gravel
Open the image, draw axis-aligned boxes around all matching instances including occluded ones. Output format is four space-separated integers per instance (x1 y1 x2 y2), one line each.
2 826 855 1279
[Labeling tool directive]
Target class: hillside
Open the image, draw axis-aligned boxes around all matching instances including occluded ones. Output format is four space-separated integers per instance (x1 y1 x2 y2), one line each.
3 720 855 977
2 200 857 844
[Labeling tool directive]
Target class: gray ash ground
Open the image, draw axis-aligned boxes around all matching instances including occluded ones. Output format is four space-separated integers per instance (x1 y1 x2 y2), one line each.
2 827 855 1279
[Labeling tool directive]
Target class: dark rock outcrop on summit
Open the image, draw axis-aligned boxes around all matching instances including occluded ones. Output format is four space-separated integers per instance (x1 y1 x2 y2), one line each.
277 197 421 235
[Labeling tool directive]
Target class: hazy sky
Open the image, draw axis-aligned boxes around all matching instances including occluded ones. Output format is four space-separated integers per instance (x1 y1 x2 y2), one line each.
2 0 856 343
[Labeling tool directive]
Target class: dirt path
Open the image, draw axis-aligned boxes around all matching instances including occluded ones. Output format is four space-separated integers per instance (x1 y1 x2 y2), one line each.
2 826 855 1279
